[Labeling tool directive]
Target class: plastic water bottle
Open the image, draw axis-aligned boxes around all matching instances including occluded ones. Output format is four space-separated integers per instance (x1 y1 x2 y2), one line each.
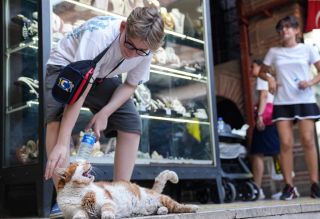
217 117 225 133
76 126 96 162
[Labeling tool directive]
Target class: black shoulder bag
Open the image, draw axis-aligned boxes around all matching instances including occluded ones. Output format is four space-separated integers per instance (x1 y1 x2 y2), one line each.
52 36 124 105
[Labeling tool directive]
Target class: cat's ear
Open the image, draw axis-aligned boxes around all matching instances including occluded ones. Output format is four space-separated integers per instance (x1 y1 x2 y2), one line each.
54 168 67 179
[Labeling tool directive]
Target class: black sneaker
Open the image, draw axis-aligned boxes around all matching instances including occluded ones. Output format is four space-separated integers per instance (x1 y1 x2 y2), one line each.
280 184 295 200
310 183 320 198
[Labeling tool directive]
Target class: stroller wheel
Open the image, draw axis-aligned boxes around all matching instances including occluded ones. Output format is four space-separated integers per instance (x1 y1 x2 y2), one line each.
224 182 236 203
196 187 210 204
239 182 254 201
251 182 261 201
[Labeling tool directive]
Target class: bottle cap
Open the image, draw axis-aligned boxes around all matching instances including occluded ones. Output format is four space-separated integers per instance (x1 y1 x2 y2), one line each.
294 78 299 82
91 125 94 129
218 117 222 120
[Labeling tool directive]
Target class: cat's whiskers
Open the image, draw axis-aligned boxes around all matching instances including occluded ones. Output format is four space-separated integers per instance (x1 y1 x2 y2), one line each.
91 166 103 176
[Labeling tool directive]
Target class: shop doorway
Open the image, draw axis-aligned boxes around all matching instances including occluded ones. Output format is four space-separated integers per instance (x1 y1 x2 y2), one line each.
216 96 245 130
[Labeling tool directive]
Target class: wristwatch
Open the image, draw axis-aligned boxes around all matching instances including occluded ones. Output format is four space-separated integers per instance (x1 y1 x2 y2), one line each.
257 113 263 117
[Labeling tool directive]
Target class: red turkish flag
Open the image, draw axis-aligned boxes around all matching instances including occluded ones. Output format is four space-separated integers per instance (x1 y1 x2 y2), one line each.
306 0 320 32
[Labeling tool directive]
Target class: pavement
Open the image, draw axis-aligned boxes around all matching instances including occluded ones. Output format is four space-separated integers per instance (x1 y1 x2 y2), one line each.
12 198 320 219
134 197 320 219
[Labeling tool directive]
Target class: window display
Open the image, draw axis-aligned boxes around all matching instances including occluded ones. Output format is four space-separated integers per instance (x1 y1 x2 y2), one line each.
51 0 211 165
3 0 39 167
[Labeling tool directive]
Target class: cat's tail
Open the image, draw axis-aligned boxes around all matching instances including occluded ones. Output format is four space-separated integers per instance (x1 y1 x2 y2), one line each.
152 170 178 194
158 194 198 213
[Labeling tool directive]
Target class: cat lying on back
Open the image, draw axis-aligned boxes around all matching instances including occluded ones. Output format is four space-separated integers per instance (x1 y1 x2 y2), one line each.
54 162 198 219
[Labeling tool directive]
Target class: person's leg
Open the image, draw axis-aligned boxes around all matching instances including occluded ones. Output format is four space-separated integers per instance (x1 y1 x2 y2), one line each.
276 120 294 186
113 131 140 181
251 154 264 188
297 119 318 184
84 77 142 182
46 121 70 190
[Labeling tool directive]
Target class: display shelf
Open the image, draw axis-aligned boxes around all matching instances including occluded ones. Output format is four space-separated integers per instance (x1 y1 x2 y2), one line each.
60 0 204 44
150 65 206 82
78 106 210 124
6 100 39 114
70 156 212 165
6 37 38 54
140 114 210 125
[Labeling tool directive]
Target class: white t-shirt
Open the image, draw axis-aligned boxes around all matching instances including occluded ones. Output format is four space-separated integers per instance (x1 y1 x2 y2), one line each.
47 16 152 85
257 73 274 103
263 43 320 105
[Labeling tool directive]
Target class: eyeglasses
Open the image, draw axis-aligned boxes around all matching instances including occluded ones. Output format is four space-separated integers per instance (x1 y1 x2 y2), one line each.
277 24 293 32
124 34 150 56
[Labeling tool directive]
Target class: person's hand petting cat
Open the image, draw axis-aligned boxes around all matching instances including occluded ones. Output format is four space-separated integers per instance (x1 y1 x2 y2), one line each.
45 144 67 180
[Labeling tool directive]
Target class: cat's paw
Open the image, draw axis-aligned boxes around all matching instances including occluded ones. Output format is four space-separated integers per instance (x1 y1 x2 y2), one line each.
101 211 115 219
188 204 199 213
157 207 168 215
73 210 89 219
73 216 88 219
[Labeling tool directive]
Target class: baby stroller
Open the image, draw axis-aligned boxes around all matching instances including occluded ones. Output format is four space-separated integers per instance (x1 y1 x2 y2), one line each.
217 124 260 203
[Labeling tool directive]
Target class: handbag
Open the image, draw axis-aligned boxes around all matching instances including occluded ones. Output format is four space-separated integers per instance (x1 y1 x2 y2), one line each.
52 35 124 105
254 103 275 126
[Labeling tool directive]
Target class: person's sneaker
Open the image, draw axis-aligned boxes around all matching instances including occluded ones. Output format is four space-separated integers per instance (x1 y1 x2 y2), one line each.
310 183 320 198
280 184 300 200
252 188 265 200
50 203 64 219
272 187 300 200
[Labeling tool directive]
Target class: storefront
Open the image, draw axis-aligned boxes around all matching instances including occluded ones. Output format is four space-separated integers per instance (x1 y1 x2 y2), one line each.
0 0 224 217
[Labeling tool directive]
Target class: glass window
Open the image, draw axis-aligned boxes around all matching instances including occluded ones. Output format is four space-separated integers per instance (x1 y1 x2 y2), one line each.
4 0 39 167
51 0 212 165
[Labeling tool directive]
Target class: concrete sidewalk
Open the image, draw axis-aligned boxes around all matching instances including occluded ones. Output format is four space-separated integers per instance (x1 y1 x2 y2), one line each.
13 198 320 219
134 198 320 219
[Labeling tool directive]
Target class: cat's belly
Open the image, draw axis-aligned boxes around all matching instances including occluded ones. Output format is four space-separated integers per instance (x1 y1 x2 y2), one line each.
113 192 161 217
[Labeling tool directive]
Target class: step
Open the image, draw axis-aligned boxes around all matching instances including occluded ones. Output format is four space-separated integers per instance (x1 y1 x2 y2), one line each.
133 198 320 219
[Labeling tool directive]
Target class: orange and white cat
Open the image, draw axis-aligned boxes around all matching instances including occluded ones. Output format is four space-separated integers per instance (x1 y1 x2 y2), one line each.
54 162 198 219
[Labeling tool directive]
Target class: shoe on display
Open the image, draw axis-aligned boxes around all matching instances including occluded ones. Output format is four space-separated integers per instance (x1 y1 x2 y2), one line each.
152 47 167 64
272 187 299 200
310 183 320 198
52 12 64 39
50 203 64 219
16 145 29 164
165 47 180 68
26 140 38 158
279 185 299 201
11 14 38 40
14 76 39 98
193 108 208 119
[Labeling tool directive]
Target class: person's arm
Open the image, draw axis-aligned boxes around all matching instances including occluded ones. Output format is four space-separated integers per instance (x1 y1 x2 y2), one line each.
258 64 281 95
299 60 320 90
85 80 137 140
256 90 268 131
45 83 92 179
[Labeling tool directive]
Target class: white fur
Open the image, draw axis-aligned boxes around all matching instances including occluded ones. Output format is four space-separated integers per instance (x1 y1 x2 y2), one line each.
56 163 197 218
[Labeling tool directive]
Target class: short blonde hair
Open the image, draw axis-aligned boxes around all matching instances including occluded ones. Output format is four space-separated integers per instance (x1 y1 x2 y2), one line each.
126 7 165 53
